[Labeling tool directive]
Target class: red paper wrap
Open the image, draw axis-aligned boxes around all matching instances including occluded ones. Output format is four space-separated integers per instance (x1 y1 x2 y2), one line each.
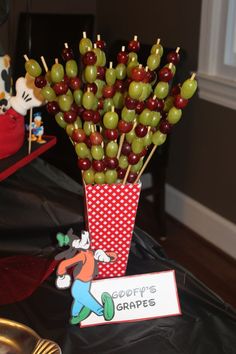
84 182 141 279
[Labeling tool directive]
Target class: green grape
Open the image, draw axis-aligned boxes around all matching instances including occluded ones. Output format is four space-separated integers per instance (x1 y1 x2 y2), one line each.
121 107 136 122
128 52 138 63
106 141 118 158
119 155 128 169
51 63 64 83
128 81 143 99
152 130 167 146
154 82 169 99
95 79 105 98
142 131 152 147
164 96 174 112
84 65 97 83
132 138 144 154
103 110 118 129
147 53 161 71
65 60 78 78
92 96 98 110
139 108 152 125
105 169 118 184
58 94 73 112
115 63 126 80
151 43 163 57
139 83 152 101
100 51 106 67
25 59 42 77
113 92 124 109
66 89 73 99
103 98 114 113
131 159 143 173
83 168 95 184
75 116 83 129
84 121 93 136
91 145 104 160
41 86 56 102
66 124 74 136
75 142 90 158
126 130 136 143
150 111 161 127
82 91 95 110
93 47 103 66
105 66 116 86
167 107 182 124
73 89 83 106
180 78 197 99
55 112 67 129
95 172 105 184
79 37 93 55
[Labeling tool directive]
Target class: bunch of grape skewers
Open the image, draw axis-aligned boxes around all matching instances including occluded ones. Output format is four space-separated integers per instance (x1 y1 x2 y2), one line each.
24 33 197 185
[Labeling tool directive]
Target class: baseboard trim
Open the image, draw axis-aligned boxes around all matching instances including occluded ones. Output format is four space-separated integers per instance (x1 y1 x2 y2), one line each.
165 184 236 260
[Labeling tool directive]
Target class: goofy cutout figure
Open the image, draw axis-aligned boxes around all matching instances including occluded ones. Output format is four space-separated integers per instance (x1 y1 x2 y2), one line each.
55 229 117 325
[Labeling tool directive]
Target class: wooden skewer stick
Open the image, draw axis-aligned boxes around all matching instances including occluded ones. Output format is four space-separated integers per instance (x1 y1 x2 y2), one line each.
23 54 29 61
55 58 59 64
117 133 125 159
64 42 69 48
83 31 87 38
28 108 33 155
40 56 48 72
123 165 131 185
134 144 158 184
134 35 138 41
190 72 196 80
176 47 180 53
97 34 101 41
156 38 161 45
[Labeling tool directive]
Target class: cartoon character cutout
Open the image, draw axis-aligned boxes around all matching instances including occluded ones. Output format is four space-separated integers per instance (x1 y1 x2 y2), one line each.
26 111 46 144
55 229 117 325
0 55 11 114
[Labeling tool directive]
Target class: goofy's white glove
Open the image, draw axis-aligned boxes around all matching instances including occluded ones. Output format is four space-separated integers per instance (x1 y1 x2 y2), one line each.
94 249 111 263
56 274 71 289
10 76 44 116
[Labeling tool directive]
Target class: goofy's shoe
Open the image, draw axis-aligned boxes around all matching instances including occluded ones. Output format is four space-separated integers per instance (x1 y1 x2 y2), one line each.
70 306 91 325
101 292 115 321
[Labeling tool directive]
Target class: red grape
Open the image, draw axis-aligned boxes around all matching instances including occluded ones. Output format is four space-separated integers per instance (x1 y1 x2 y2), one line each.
84 83 97 95
104 128 119 141
53 81 68 95
64 110 77 123
128 152 140 165
146 96 158 111
97 66 106 80
72 128 86 143
135 124 148 137
105 157 118 169
90 132 103 145
117 167 127 179
131 66 145 81
167 51 180 65
135 101 145 114
158 67 173 82
82 51 97 66
92 159 105 172
102 85 116 98
34 75 47 88
46 101 59 115
82 109 94 121
128 37 140 52
159 119 172 134
69 77 81 90
174 94 188 109
93 111 101 124
77 158 91 170
62 47 74 61
121 141 132 156
117 50 129 64
125 96 137 109
118 120 133 133
127 172 138 183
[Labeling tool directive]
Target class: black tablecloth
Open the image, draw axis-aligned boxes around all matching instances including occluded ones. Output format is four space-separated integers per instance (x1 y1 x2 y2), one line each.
0 159 235 354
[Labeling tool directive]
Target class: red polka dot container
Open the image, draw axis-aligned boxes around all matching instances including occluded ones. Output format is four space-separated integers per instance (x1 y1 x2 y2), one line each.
84 182 141 279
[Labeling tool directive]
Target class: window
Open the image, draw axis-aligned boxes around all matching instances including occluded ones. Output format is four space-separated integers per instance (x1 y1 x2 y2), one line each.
198 0 236 110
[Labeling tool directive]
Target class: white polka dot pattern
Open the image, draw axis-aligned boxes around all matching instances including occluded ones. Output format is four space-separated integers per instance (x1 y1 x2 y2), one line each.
84 183 141 279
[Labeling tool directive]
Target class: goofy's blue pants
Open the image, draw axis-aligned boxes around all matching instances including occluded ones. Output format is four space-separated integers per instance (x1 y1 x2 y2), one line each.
71 279 103 317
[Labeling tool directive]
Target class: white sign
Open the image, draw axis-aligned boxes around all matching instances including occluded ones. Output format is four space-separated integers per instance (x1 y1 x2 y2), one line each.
81 270 181 327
